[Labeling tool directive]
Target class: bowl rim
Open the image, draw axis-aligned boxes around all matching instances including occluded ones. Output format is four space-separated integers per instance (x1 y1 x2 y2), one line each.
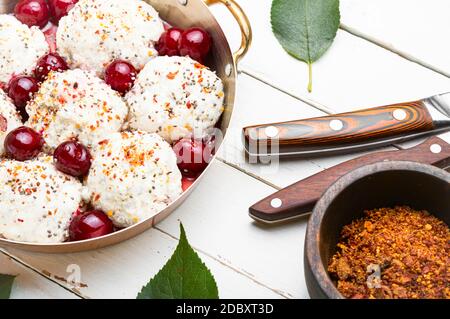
305 160 450 299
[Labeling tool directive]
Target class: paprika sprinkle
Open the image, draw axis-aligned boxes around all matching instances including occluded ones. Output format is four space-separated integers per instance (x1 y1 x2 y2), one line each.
328 206 450 299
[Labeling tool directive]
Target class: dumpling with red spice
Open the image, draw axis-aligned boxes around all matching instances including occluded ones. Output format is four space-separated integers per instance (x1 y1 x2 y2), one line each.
0 156 84 243
0 91 22 156
56 0 164 76
25 69 128 150
125 56 225 143
0 14 49 85
86 131 182 228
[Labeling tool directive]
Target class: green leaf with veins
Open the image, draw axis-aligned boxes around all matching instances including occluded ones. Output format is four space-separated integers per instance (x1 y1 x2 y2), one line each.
137 223 218 299
271 0 340 92
0 274 16 299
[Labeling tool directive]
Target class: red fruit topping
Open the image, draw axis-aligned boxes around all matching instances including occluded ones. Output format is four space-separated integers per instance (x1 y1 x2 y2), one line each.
72 207 83 218
179 27 212 62
34 53 68 81
4 126 44 161
69 210 114 241
156 27 183 57
53 140 92 177
104 60 137 94
173 138 214 178
14 0 50 28
182 177 196 192
7 76 39 120
43 23 58 53
48 0 78 23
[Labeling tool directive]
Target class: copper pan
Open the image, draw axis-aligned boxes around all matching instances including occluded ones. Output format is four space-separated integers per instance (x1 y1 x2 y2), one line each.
0 0 252 253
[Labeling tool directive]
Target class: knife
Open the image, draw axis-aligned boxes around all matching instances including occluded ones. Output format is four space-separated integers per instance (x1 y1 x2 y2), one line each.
243 92 450 158
249 136 450 224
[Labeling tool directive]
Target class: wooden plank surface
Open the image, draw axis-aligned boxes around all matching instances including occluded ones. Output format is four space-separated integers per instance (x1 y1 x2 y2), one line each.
0 253 78 299
4 161 293 299
218 74 396 188
341 0 450 76
2 1 450 299
210 0 450 114
157 161 310 299
218 73 326 188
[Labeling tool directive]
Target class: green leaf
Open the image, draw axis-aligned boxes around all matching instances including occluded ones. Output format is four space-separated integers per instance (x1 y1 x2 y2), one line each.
271 0 340 92
0 274 15 299
137 223 218 299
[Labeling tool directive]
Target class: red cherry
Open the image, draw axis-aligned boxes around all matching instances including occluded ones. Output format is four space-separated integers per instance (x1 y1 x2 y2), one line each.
34 53 68 81
14 0 50 28
156 27 183 57
4 126 44 161
72 207 83 218
181 177 196 192
48 0 78 23
8 76 39 121
54 140 92 177
69 210 114 241
104 60 137 94
179 27 212 62
43 23 58 53
173 138 214 178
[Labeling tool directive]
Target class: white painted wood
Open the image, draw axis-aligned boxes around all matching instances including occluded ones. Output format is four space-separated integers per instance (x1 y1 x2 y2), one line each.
219 73 396 188
211 1 446 182
5 161 307 299
0 253 78 299
219 74 327 188
210 0 450 114
2 72 391 300
157 161 310 299
341 0 450 76
310 147 398 171
4 202 283 298
439 132 450 144
2 1 450 300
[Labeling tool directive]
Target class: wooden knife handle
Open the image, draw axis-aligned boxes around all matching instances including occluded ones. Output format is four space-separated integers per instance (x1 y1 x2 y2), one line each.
249 136 450 223
243 101 434 153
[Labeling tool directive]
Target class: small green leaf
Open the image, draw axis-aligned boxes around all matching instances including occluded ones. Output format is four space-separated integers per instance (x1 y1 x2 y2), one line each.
137 223 218 299
271 0 340 92
0 274 16 299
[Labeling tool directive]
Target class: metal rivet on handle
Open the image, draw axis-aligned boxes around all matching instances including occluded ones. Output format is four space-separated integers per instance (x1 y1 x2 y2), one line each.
430 144 442 154
178 0 188 5
270 198 282 208
265 126 279 138
393 109 407 121
329 119 344 131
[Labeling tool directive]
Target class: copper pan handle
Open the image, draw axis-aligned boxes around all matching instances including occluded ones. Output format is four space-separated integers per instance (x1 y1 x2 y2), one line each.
204 0 252 64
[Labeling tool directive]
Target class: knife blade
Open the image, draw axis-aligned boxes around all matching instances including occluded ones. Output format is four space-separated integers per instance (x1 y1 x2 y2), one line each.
249 136 450 224
243 92 450 158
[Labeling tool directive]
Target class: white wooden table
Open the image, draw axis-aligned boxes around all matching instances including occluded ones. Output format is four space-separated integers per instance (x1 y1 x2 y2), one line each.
2 0 450 299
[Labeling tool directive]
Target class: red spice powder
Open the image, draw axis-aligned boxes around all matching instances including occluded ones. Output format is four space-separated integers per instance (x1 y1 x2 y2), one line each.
328 206 449 299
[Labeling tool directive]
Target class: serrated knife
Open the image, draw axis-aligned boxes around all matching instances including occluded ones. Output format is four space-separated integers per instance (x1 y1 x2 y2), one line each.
243 92 450 158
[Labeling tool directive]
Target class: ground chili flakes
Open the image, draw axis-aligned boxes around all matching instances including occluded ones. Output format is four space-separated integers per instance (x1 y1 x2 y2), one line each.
328 206 449 299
